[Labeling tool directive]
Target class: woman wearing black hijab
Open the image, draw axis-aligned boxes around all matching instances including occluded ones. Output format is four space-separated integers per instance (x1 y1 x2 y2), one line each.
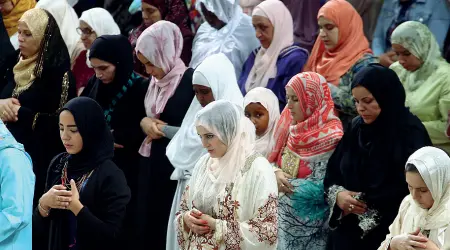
33 97 131 250
323 64 432 250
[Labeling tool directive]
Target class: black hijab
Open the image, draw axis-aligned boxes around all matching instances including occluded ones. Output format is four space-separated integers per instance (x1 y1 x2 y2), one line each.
88 35 134 108
61 97 114 176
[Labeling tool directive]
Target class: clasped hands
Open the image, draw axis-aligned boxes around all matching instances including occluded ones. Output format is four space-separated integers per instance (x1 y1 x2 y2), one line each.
390 228 439 250
140 117 167 143
183 209 216 235
39 180 84 217
0 98 20 122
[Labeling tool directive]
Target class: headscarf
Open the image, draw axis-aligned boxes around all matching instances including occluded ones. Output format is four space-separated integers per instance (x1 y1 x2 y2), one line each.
405 146 450 231
390 21 448 92
244 87 280 158
192 100 255 213
2 0 36 37
303 0 372 86
60 97 114 174
35 0 83 62
189 0 260 77
136 21 187 157
244 0 294 92
269 72 344 163
88 35 134 108
166 53 243 180
79 7 121 67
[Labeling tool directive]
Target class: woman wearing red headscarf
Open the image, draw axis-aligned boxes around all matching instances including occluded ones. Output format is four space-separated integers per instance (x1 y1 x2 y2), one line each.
303 0 377 126
128 0 194 77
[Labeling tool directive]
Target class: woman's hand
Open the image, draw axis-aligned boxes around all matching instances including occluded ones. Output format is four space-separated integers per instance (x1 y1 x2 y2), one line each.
190 209 216 231
140 117 166 141
183 209 211 235
275 170 294 194
0 98 20 122
379 51 397 67
389 228 428 250
40 185 72 210
67 179 84 216
336 191 367 215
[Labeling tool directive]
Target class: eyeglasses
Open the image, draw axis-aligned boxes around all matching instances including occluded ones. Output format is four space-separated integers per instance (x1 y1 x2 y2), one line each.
76 27 94 35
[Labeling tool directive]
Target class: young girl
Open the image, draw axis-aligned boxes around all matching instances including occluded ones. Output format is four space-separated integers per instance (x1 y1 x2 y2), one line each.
244 87 280 158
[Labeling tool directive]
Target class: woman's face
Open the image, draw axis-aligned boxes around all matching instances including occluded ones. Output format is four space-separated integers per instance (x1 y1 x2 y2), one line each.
392 44 422 72
17 21 40 58
59 110 83 155
193 84 214 107
406 171 434 209
286 86 304 123
200 3 226 30
252 16 274 49
79 20 97 50
142 2 162 27
196 125 228 158
245 102 270 136
0 0 14 15
318 16 339 51
90 58 116 84
136 52 166 80
352 86 381 124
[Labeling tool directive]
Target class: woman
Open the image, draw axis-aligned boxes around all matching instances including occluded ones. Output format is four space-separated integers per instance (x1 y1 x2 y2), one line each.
1 0 35 49
390 21 450 153
239 0 309 110
81 35 148 205
373 0 450 67
189 0 260 78
324 64 432 250
133 20 195 248
268 72 344 249
0 8 77 205
166 53 244 250
244 87 280 158
303 0 377 125
77 7 120 94
128 0 194 77
33 97 131 250
175 100 278 250
378 146 450 250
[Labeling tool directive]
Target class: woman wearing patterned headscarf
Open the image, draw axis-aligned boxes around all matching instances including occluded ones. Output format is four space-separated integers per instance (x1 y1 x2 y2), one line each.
128 0 194 77
390 21 450 154
269 72 344 250
0 8 77 206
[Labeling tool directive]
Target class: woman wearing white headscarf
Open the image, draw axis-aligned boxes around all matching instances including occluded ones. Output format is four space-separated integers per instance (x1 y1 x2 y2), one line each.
175 100 278 250
166 53 244 250
189 0 260 78
390 21 450 153
238 0 309 110
378 146 450 250
244 87 280 158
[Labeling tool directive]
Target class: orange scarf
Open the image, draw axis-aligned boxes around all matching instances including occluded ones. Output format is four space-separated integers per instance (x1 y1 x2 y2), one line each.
3 0 36 36
303 0 372 86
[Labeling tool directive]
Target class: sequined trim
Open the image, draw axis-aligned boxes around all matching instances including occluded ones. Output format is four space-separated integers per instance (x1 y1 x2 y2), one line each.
280 148 301 177
58 72 70 111
241 152 263 174
326 184 346 229
32 112 40 131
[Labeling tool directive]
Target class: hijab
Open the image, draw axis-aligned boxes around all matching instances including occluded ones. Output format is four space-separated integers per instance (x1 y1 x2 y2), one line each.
192 100 255 213
2 0 36 37
390 21 449 92
60 97 114 175
88 35 134 107
166 53 244 180
244 0 294 92
303 0 372 86
405 146 450 231
243 87 280 158
36 0 83 62
79 8 121 67
136 20 187 157
269 72 343 163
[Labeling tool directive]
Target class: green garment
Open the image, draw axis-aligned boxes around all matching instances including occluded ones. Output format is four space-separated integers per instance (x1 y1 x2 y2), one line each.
390 21 450 153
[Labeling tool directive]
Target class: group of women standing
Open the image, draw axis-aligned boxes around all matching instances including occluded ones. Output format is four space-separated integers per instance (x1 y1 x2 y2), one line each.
1 0 450 249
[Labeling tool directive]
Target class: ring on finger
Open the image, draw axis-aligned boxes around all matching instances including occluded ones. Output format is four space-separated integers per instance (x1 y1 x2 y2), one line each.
348 204 355 211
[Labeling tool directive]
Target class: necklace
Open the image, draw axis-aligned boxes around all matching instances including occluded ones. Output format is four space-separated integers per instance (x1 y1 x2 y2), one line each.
60 161 95 191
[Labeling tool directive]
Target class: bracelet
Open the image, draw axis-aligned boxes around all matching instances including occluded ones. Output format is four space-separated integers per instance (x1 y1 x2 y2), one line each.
38 202 50 216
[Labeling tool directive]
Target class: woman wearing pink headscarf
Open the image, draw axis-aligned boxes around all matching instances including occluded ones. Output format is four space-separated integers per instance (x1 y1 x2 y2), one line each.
238 0 309 111
134 20 195 248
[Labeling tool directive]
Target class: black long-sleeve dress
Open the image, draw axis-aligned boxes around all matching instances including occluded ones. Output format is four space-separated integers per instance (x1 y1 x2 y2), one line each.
0 12 77 206
323 64 432 250
135 68 195 248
